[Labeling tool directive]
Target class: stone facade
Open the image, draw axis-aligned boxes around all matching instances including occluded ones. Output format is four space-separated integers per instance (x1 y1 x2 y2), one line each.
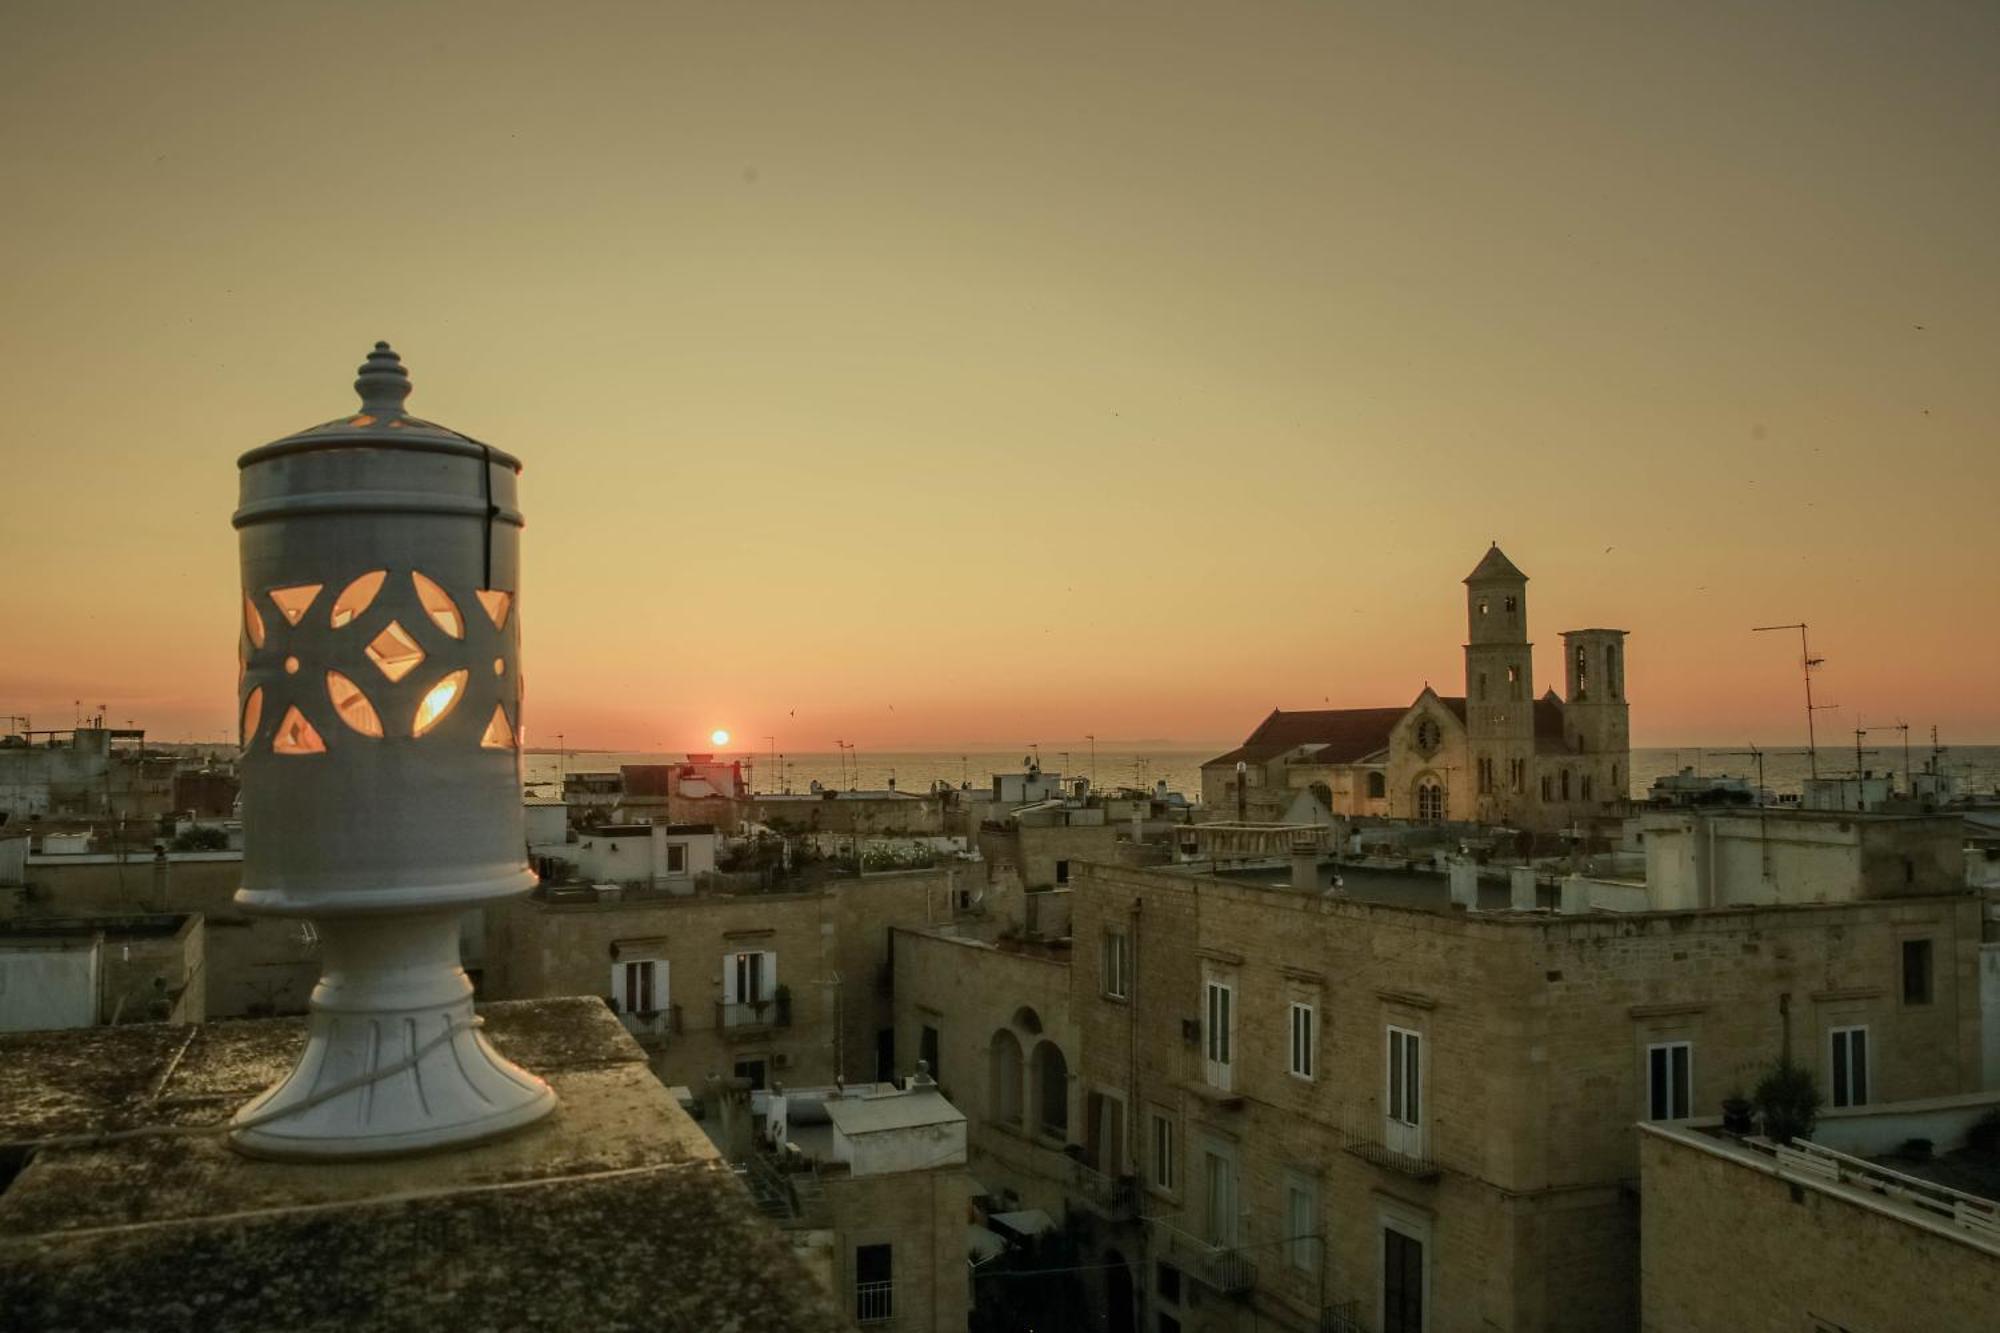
484 867 966 1091
911 860 1984 1332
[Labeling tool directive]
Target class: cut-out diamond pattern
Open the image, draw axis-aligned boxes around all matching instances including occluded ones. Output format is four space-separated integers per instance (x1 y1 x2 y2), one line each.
413 669 469 737
241 687 264 747
244 594 266 649
474 589 513 630
272 705 326 755
330 570 387 629
479 705 515 750
413 571 464 639
268 584 322 626
366 621 425 682
326 671 384 738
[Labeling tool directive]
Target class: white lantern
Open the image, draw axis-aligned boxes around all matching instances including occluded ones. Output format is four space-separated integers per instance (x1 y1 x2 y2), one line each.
229 342 555 1157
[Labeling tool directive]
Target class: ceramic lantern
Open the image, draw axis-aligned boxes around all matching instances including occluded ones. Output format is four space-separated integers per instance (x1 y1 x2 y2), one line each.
229 342 555 1157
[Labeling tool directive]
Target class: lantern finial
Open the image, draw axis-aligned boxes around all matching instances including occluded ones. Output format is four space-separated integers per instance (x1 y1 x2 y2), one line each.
355 341 413 415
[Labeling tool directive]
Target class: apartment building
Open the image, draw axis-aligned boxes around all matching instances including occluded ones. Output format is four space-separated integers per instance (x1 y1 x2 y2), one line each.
484 866 971 1092
898 808 1989 1332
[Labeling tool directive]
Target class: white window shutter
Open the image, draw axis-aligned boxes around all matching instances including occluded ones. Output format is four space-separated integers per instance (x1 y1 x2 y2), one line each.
610 962 624 1010
764 951 778 994
654 960 669 1009
722 953 738 1004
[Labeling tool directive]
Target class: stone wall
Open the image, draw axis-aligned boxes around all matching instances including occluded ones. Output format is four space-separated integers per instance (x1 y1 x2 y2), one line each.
824 1164 970 1333
1638 1126 2000 1332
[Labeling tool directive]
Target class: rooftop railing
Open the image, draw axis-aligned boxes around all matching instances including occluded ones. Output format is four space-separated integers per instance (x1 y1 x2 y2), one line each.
1772 1139 2000 1242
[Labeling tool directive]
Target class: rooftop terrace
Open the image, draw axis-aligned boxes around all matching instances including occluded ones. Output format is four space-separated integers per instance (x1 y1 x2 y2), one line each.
0 999 842 1331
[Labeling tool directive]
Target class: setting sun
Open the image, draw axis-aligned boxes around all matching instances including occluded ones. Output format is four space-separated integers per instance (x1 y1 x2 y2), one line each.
710 729 730 747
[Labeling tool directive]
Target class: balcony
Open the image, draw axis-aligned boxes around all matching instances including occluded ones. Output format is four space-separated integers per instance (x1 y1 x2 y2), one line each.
715 994 792 1038
854 1280 894 1324
612 1002 683 1045
1067 1158 1137 1220
1147 1217 1256 1297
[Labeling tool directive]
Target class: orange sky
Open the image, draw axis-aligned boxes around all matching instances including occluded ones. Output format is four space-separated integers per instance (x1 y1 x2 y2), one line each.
1 2 1995 752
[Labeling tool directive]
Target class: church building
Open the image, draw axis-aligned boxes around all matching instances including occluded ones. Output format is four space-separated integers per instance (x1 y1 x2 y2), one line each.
1200 545 1629 835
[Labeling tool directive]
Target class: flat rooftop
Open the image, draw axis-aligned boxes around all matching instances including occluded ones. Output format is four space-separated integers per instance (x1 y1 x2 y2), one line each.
0 999 842 1331
1206 860 1562 912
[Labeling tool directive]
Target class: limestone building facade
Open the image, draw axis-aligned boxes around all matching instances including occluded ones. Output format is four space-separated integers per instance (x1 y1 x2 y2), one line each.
1202 545 1630 835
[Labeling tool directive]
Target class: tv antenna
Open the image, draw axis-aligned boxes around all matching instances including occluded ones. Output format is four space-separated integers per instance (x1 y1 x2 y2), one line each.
1751 623 1835 779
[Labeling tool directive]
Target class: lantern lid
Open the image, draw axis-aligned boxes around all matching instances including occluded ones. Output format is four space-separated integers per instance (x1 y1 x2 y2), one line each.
239 342 522 471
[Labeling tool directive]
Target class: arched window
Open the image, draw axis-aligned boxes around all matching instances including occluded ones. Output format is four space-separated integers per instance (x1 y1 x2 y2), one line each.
1416 779 1444 824
1034 1042 1070 1138
1561 769 1572 801
989 1029 1024 1126
1367 772 1387 800
1309 782 1333 812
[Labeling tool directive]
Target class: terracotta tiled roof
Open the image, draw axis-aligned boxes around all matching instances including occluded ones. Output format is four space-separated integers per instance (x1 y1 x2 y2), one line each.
1206 703 1454 769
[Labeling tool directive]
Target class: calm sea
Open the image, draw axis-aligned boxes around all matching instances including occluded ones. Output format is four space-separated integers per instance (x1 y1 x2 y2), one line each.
524 745 2000 803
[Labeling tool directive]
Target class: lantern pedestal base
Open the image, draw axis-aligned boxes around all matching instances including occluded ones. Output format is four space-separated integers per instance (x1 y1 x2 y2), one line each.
229 911 556 1160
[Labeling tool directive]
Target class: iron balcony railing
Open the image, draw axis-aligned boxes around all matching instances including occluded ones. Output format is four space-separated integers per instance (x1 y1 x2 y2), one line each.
715 994 792 1034
1147 1216 1256 1296
854 1279 894 1323
1069 1159 1137 1219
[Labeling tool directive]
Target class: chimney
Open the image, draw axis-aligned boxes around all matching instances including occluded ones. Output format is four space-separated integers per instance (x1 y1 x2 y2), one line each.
227 343 555 1157
1290 830 1319 893
1448 857 1479 910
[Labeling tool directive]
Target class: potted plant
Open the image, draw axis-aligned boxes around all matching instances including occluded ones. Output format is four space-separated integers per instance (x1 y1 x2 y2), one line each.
1752 1061 1821 1145
1720 1089 1754 1134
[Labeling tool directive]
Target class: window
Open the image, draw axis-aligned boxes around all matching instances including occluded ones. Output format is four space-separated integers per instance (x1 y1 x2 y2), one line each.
1830 1026 1869 1108
1155 1261 1180 1303
1035 1042 1070 1137
1285 1174 1318 1272
1203 1150 1238 1246
989 1029 1024 1125
1383 1227 1425 1333
722 949 777 1025
1150 1109 1177 1192
1416 780 1443 824
1204 980 1234 1090
1541 774 1553 801
1581 775 1594 801
855 1243 893 1324
665 842 687 875
612 958 665 1015
1903 939 1934 1005
1086 1090 1127 1173
1607 642 1621 698
1560 769 1571 801
1647 1042 1691 1120
1367 771 1387 800
1504 595 1517 614
1574 644 1589 698
1289 1002 1316 1080
734 1058 767 1090
1477 671 1488 701
1477 597 1489 616
1477 756 1494 795
1510 758 1525 792
1102 930 1130 999
920 1024 940 1082
1055 858 1071 886
1507 663 1521 700
1387 1028 1421 1124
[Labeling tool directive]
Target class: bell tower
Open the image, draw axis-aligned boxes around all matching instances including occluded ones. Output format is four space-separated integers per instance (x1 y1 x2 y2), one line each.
1563 628 1631 803
1463 544 1534 821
